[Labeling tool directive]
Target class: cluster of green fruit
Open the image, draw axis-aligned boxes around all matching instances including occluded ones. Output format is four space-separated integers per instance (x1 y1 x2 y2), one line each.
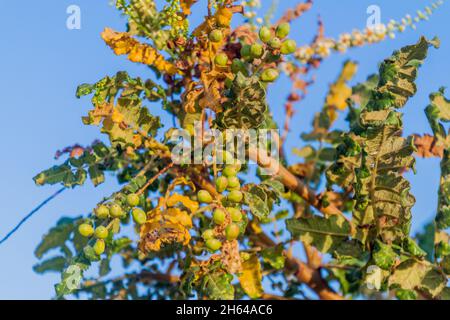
196 160 245 252
77 193 147 256
210 22 296 84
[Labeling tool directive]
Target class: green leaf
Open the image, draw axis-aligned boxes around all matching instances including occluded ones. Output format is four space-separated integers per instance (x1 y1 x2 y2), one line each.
286 215 351 253
33 256 67 274
88 165 105 187
202 272 235 300
373 240 397 270
55 260 90 297
389 259 447 298
261 245 285 270
34 164 77 188
35 217 79 259
243 186 270 220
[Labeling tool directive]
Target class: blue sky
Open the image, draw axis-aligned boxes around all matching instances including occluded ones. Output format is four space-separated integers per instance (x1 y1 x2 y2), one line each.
0 0 448 299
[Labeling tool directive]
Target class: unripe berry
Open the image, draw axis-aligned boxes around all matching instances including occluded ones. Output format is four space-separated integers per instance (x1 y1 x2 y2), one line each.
132 208 147 225
202 229 215 240
110 203 124 218
240 44 251 58
93 239 106 255
225 223 240 241
259 26 272 43
198 190 213 204
276 22 290 38
95 205 110 219
126 193 140 207
227 176 241 190
280 39 297 55
223 165 238 177
216 176 229 193
206 238 222 251
213 208 226 225
209 29 223 42
215 53 228 66
94 226 109 239
78 224 94 237
228 207 243 222
250 43 264 58
228 190 243 203
261 68 279 82
268 37 282 49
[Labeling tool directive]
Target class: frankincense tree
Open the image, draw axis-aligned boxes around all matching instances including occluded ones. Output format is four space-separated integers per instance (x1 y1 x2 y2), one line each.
32 0 450 300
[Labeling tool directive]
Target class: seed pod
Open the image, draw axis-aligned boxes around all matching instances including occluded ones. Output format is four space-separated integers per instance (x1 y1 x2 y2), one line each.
110 203 124 218
93 239 106 255
95 205 110 219
215 53 229 66
213 208 226 225
132 208 147 225
206 238 222 251
228 207 243 222
228 190 243 203
280 39 297 55
202 229 215 240
261 68 279 82
227 176 241 190
198 190 213 203
126 193 140 207
225 223 240 241
78 224 94 237
250 43 264 58
268 37 282 49
259 26 272 43
276 22 290 38
94 226 109 239
216 176 229 193
209 29 223 42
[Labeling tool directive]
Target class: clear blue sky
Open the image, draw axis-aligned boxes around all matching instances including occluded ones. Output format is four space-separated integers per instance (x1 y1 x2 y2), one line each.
0 0 448 299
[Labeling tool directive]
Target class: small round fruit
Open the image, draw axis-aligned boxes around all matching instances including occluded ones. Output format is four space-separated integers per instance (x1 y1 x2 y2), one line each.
215 53 228 66
228 190 243 203
110 203 124 218
198 190 213 203
202 229 215 240
231 59 246 74
225 223 240 241
280 39 297 55
259 26 272 43
269 37 282 49
276 22 290 38
126 193 140 207
228 207 243 222
209 29 223 42
227 176 241 190
94 226 109 239
78 224 94 237
223 165 238 177
206 238 222 251
216 176 229 193
132 208 147 225
240 44 251 58
213 208 226 225
261 68 279 82
250 43 264 58
93 239 106 255
95 205 110 219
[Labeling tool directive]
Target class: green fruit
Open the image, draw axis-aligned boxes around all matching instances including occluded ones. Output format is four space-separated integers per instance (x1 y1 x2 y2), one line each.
228 190 243 203
228 207 243 222
198 190 213 203
209 29 223 42
132 208 147 225
216 176 229 193
78 224 94 237
250 43 264 58
206 238 222 251
213 208 226 225
202 229 215 240
126 193 140 207
261 68 279 82
259 26 272 43
223 165 238 177
215 53 228 66
93 239 106 255
95 205 110 219
280 39 297 55
269 37 282 49
225 223 240 241
276 22 290 38
231 59 246 74
94 226 109 239
240 44 251 58
227 176 240 190
110 203 124 218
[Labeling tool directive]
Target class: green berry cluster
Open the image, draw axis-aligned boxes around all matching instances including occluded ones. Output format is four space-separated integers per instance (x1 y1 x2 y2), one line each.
197 156 246 252
77 192 147 256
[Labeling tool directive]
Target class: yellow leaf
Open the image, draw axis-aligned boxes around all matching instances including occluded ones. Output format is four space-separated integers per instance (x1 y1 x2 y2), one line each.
166 193 199 214
180 0 198 15
101 28 179 75
238 254 264 299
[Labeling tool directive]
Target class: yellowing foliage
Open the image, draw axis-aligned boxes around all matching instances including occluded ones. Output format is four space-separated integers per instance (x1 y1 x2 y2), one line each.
101 28 179 75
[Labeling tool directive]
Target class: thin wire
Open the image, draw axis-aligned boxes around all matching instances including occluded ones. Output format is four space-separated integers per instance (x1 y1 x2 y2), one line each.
0 187 66 246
